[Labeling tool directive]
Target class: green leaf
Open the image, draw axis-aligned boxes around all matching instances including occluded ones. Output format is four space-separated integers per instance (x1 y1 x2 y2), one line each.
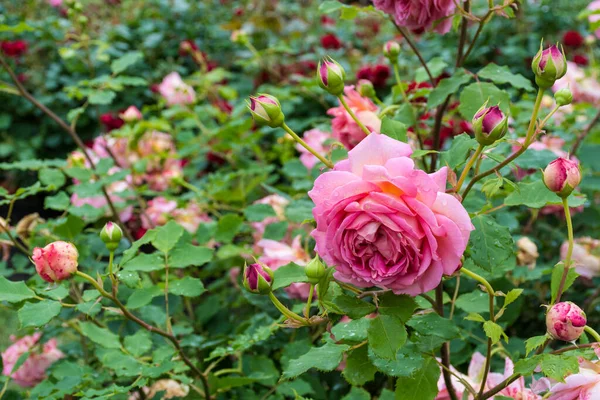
76 301 102 317
0 276 36 303
18 301 62 328
483 321 507 344
342 387 371 400
525 335 548 356
333 294 377 320
540 354 579 382
343 346 377 386
394 357 440 400
331 318 370 342
381 118 408 143
214 214 243 243
455 291 492 314
427 69 472 108
514 355 544 376
285 200 314 223
126 287 162 309
281 342 349 380
272 263 309 290
169 277 205 297
477 63 534 91
469 215 514 272
551 262 579 303
458 82 510 120
44 192 70 210
407 313 460 340
88 90 116 105
169 244 213 268
377 292 418 323
0 22 34 33
79 322 121 349
368 315 407 360
465 313 486 323
124 330 152 357
152 221 184 254
39 168 66 188
244 204 276 222
415 57 448 83
121 253 164 272
111 51 144 75
504 181 585 208
439 134 478 169
503 289 524 308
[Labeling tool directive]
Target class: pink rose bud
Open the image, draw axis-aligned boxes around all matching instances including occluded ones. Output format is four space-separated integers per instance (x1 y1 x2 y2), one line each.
357 79 376 99
100 221 123 251
119 106 142 122
243 262 273 294
546 301 586 341
543 157 581 198
247 94 284 128
472 104 508 145
32 241 78 283
317 56 346 96
532 43 567 89
383 41 400 60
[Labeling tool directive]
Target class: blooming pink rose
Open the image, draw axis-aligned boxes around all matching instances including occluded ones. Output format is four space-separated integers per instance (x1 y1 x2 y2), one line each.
296 129 332 170
32 241 78 282
172 202 211 233
588 0 600 39
257 236 315 299
119 106 142 122
561 237 600 278
547 357 600 399
309 133 473 296
552 61 600 105
2 333 64 387
158 72 196 106
373 0 457 34
328 86 381 150
485 356 541 399
142 197 178 229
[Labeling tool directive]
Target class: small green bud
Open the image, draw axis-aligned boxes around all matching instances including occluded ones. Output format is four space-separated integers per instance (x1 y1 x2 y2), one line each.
100 222 123 251
247 94 285 128
383 41 400 61
554 87 573 106
357 79 376 99
305 257 326 284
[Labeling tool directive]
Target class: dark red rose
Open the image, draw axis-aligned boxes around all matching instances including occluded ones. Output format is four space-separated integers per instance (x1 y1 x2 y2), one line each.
99 113 124 131
572 54 589 66
213 97 233 114
407 81 433 103
356 65 372 81
563 31 584 48
1 40 28 58
321 15 335 26
134 227 147 240
370 64 390 87
321 33 342 50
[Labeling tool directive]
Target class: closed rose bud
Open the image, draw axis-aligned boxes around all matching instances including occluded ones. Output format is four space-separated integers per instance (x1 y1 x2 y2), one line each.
472 104 508 145
383 41 400 61
532 43 567 89
100 222 123 251
543 157 581 198
305 256 326 284
243 262 273 294
119 106 142 122
32 241 78 283
247 94 284 128
357 79 376 99
317 57 346 96
546 301 586 341
554 87 573 106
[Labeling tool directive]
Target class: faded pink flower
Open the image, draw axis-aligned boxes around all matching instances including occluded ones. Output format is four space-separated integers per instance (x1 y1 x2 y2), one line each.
47 0 62 6
158 72 196 106
32 241 78 283
373 0 457 34
2 333 63 387
552 61 600 105
250 194 290 241
546 301 587 342
172 202 211 233
71 178 133 222
485 356 541 399
142 197 178 229
309 133 473 296
257 236 314 299
561 237 600 278
119 106 142 122
328 86 381 150
296 129 332 170
547 357 600 399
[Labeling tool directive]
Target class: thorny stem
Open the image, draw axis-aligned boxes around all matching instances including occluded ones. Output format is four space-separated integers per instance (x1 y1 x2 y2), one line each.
554 197 574 304
281 123 334 169
337 95 371 136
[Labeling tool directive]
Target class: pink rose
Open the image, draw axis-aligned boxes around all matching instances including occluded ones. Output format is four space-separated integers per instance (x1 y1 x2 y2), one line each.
158 72 196 106
296 129 332 170
142 197 178 229
561 237 600 278
172 202 211 233
373 0 457 34
71 178 133 222
32 241 78 283
552 61 600 105
547 357 600 399
308 133 473 296
328 86 381 150
119 106 142 122
2 333 63 387
257 236 315 299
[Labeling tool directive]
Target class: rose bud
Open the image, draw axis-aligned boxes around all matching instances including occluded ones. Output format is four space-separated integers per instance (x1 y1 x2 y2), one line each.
357 79 376 99
32 241 78 283
543 157 581 198
119 106 142 122
305 256 327 284
554 87 573 106
472 104 508 146
317 56 346 96
383 40 400 61
247 94 284 128
546 301 586 342
100 222 123 251
243 262 273 294
531 43 567 89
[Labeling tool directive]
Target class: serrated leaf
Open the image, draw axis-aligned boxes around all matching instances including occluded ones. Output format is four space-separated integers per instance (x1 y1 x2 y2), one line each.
458 82 510 120
503 289 524 308
88 90 116 105
343 345 377 386
272 263 309 290
394 357 440 400
244 203 276 222
151 220 184 254
169 277 205 297
427 69 472 108
455 291 492 314
124 330 152 357
79 322 121 349
465 313 486 322
551 262 579 303
18 301 62 328
282 342 349 380
478 63 534 91
377 292 418 323
333 294 377 320
39 168 66 188
44 192 70 210
126 287 162 309
169 244 213 268
540 354 579 382
439 134 478 170
505 181 586 208
121 253 164 272
0 276 36 303
111 51 143 75
368 315 407 360
415 57 448 83
483 321 507 344
469 215 514 272
331 318 370 342
381 118 408 143
525 335 548 356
